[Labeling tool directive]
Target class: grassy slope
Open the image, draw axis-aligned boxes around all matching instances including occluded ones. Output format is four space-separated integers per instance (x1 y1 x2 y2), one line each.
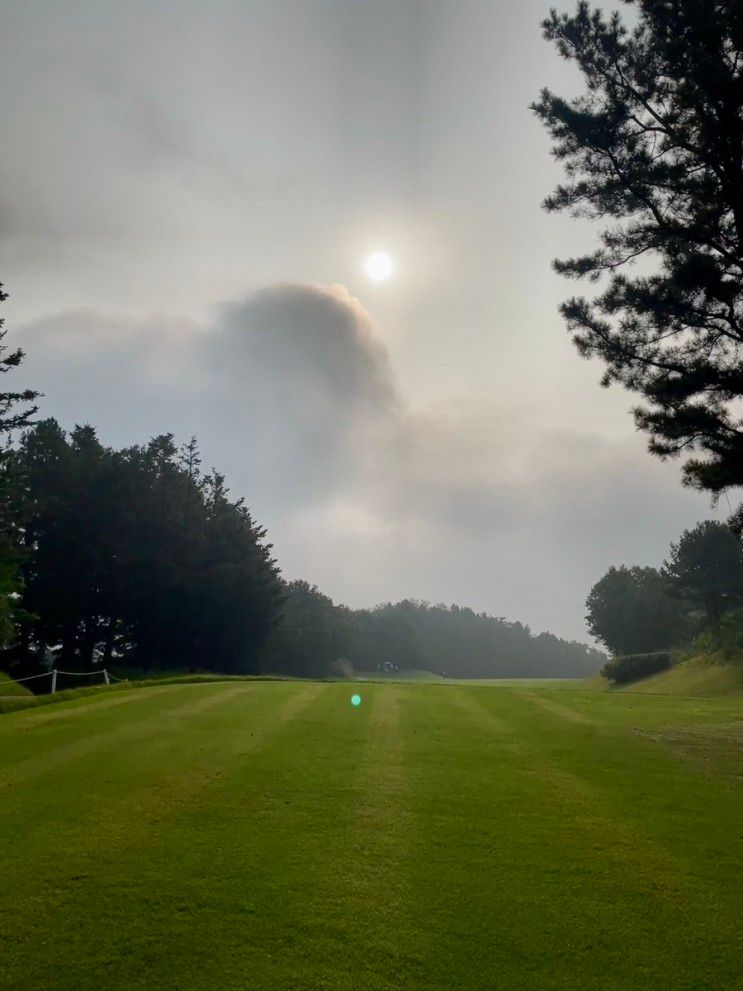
0 670 32 699
0 673 299 715
620 657 743 696
358 668 443 681
0 681 741 990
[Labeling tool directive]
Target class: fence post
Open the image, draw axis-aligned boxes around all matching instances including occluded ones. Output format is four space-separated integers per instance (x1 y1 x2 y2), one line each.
103 669 110 685
50 669 57 695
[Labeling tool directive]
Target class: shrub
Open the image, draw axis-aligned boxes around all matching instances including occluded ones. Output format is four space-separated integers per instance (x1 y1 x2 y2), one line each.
601 652 672 685
709 609 743 663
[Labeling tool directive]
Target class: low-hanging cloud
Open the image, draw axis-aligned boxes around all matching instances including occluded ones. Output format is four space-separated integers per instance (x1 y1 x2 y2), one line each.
15 282 722 642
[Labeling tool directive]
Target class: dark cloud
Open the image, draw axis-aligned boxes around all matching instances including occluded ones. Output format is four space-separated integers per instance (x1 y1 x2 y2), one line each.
197 283 400 504
211 283 398 417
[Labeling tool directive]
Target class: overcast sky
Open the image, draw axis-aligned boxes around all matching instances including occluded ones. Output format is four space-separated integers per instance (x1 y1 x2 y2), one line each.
0 0 723 642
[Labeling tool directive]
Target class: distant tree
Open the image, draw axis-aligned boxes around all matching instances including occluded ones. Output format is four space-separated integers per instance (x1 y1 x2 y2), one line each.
533 2 743 521
366 602 424 672
663 521 743 623
178 436 202 482
263 580 350 678
348 599 605 678
586 565 688 655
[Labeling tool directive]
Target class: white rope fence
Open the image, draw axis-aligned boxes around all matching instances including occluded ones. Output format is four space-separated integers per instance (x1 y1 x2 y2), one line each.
1 671 51 685
0 668 123 697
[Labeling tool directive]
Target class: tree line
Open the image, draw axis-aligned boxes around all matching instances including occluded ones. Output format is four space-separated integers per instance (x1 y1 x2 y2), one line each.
263 583 607 680
586 520 743 660
3 421 284 678
0 286 603 684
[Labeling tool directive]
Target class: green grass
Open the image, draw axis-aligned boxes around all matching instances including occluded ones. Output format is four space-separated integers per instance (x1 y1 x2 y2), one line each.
0 670 33 711
0 672 301 715
358 667 443 681
619 656 743 696
0 680 742 990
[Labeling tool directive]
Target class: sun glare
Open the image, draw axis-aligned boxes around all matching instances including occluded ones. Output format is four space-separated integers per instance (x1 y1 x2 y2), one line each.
365 251 393 282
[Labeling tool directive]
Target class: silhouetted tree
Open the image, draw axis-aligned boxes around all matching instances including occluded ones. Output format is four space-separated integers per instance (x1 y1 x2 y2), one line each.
533 2 743 520
17 421 120 669
0 284 39 437
0 283 39 649
196 471 284 674
663 520 743 623
585 565 688 655
13 422 283 674
263 580 351 678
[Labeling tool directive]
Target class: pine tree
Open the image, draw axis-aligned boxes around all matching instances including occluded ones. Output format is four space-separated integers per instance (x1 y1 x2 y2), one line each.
533 2 743 522
0 284 39 651
663 520 743 622
0 284 38 438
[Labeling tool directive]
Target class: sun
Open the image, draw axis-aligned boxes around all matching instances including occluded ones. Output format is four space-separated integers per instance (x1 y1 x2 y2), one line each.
365 251 393 282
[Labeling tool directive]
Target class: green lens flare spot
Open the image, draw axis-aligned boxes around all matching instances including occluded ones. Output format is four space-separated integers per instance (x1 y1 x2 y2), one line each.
351 694 362 707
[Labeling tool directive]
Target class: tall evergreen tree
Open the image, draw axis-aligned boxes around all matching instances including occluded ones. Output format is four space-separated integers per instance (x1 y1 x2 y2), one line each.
197 471 284 674
0 284 39 438
17 421 122 668
533 2 743 521
0 284 39 651
13 423 283 675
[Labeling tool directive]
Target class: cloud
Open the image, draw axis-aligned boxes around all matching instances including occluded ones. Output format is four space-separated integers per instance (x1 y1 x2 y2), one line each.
197 283 401 505
18 284 399 508
14 282 722 641
209 283 399 424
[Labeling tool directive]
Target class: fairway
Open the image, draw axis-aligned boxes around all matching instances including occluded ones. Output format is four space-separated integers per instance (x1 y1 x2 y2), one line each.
1 681 742 990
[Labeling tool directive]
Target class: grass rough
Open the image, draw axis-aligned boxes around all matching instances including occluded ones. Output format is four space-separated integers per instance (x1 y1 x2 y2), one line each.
619 656 743 696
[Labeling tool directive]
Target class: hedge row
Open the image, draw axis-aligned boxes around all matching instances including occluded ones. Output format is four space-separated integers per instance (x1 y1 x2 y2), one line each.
601 652 672 685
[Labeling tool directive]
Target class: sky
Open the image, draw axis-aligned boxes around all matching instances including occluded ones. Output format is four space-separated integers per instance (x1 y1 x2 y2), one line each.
0 0 724 643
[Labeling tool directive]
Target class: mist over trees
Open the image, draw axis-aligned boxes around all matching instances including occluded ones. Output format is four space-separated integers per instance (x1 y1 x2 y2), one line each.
348 600 606 679
264 596 606 680
534 1 743 526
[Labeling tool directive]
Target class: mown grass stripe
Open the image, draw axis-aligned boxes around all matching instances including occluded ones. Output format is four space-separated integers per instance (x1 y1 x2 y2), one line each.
0 684 257 789
0 682 326 975
0 681 742 990
398 684 742 991
513 688 595 724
